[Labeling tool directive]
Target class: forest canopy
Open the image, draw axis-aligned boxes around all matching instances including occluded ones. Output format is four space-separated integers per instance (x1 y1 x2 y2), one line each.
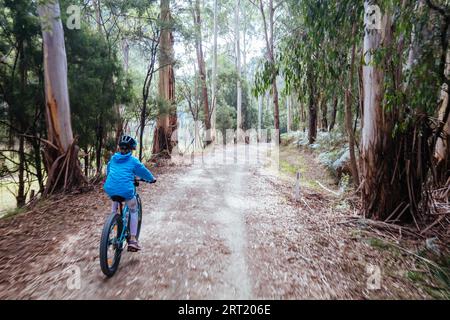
0 0 449 230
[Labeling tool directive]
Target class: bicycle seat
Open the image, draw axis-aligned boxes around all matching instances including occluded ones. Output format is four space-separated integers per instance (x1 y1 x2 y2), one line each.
111 195 126 203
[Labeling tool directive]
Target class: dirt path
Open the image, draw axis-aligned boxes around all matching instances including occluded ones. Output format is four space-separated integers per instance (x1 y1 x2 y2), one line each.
0 144 431 299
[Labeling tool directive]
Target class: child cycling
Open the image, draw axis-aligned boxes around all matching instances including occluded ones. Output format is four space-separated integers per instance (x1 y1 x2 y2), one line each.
103 135 156 251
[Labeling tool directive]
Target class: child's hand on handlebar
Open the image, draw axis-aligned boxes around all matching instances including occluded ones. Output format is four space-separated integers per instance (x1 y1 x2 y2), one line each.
138 178 156 184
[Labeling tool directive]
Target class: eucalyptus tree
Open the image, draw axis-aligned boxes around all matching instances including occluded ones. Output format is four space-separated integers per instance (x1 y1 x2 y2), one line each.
235 0 242 132
359 0 449 220
152 0 177 158
250 0 285 142
211 0 219 141
277 0 449 221
38 0 86 195
190 0 211 142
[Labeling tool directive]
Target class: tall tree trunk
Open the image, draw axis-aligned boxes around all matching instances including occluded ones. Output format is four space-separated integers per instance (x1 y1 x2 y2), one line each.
329 97 338 131
434 49 450 181
140 42 158 161
361 4 408 220
96 119 103 173
308 98 317 144
153 0 176 158
211 0 218 142
258 95 263 134
265 90 270 112
300 101 306 132
307 70 317 144
17 135 26 207
84 147 89 177
287 94 292 133
38 1 85 195
361 5 387 218
94 0 102 33
345 24 360 186
269 1 279 141
320 96 328 131
193 0 211 141
259 0 280 142
235 0 242 132
139 95 147 161
32 136 44 193
272 82 280 138
115 38 129 146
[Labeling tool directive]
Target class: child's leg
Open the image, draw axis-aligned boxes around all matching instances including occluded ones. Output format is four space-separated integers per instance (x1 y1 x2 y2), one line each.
126 197 138 237
111 201 119 214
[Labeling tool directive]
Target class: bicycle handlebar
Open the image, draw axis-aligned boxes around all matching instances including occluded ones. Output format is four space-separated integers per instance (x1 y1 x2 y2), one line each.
134 178 157 186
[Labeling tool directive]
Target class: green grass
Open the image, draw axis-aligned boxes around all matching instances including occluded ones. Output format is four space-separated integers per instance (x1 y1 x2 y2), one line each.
0 182 18 215
0 206 26 220
366 236 450 299
367 237 392 250
0 178 40 215
407 270 425 283
427 254 450 298
280 159 304 175
279 159 324 191
406 267 450 299
404 251 450 299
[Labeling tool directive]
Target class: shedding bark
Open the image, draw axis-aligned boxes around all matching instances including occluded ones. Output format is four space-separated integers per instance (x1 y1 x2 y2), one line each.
361 4 392 219
152 0 176 158
434 48 450 181
38 1 86 195
360 4 421 221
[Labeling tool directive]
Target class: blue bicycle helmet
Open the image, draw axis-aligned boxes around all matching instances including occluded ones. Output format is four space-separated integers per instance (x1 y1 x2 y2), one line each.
119 135 137 150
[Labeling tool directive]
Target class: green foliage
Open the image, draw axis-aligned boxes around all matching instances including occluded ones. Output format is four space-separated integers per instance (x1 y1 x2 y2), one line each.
216 104 236 143
0 0 135 206
65 25 132 150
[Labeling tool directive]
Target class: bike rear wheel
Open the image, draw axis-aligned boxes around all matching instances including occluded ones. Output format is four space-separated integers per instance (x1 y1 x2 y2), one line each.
99 213 123 277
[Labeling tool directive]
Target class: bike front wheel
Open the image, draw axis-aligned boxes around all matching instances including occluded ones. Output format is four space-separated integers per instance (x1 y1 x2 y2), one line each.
99 213 123 277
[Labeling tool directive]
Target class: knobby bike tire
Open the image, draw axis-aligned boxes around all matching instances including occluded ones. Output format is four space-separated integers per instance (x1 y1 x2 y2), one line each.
136 194 143 240
99 213 123 277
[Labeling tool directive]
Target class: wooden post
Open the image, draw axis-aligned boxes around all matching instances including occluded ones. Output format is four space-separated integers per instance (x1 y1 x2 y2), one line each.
294 171 301 201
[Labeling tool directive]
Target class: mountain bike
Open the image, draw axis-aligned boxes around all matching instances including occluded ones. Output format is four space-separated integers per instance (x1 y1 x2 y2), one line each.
99 179 154 277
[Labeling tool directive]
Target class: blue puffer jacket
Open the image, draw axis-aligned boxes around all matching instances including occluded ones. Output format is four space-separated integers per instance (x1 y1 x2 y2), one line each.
103 152 155 200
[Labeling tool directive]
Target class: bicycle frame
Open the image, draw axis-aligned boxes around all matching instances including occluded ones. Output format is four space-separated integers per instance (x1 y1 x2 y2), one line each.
115 185 138 246
117 204 129 246
100 178 149 277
